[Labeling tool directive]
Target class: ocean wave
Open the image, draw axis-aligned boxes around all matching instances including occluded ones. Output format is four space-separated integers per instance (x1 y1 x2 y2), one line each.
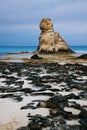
75 51 87 54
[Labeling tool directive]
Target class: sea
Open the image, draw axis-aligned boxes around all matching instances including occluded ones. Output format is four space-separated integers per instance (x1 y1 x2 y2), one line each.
0 45 87 55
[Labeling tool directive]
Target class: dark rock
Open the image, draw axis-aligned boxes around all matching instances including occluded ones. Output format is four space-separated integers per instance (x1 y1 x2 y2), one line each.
15 81 24 87
3 76 18 85
31 76 42 84
0 93 23 102
21 103 35 110
40 75 64 83
65 93 79 99
82 105 87 110
49 88 60 92
17 127 28 130
49 95 68 109
31 54 42 59
78 54 87 59
50 109 73 119
68 101 82 110
33 82 52 89
79 109 87 118
31 92 54 96
0 93 14 98
59 119 66 124
80 118 87 129
12 95 23 102
78 91 87 99
79 109 87 129
0 86 8 93
27 114 53 130
20 88 33 93
7 87 33 93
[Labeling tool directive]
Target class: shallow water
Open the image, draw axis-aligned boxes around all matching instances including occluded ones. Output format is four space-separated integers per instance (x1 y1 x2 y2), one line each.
0 51 87 65
0 53 33 62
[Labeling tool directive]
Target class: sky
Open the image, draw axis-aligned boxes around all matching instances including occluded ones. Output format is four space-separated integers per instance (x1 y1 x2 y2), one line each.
0 0 87 46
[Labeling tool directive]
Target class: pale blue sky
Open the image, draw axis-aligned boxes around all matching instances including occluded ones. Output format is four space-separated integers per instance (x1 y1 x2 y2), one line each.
0 0 87 46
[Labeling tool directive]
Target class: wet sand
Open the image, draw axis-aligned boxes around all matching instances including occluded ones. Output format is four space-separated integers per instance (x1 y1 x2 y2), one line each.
0 52 87 64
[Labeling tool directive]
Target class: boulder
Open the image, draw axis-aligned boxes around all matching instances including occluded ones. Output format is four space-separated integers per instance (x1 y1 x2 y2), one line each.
78 54 87 59
37 18 73 53
31 54 42 59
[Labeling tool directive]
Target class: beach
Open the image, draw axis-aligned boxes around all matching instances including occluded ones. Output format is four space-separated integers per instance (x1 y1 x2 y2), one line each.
0 52 87 130
0 0 87 129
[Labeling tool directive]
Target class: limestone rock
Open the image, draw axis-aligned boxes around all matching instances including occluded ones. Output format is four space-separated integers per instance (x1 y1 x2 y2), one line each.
40 18 53 32
37 18 73 53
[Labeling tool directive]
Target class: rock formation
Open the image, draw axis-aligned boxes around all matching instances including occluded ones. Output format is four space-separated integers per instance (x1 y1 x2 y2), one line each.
37 18 73 53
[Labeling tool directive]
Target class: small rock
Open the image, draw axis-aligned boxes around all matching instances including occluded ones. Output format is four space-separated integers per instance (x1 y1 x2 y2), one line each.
31 54 42 59
78 54 87 59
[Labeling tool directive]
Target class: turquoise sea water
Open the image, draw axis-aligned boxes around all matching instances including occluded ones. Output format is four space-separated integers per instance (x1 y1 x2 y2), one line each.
70 46 87 53
0 46 37 55
0 45 87 55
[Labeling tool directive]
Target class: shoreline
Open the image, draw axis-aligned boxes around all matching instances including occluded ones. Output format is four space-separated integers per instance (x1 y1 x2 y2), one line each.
0 51 87 65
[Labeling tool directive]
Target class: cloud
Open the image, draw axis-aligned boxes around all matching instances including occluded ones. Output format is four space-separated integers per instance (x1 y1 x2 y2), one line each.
0 0 87 25
0 0 87 45
0 24 39 32
54 21 87 34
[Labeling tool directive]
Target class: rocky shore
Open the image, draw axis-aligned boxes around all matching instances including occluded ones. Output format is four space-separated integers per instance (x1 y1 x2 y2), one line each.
0 60 87 130
0 18 87 130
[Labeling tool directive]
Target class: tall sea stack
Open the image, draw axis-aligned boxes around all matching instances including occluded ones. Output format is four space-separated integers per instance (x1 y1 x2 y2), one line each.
37 18 73 53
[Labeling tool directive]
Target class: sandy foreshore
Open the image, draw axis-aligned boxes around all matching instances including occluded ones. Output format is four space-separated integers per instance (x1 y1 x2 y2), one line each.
0 51 87 64
0 53 87 130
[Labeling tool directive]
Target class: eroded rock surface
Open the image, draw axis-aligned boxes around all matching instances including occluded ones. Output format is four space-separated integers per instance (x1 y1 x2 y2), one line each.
38 18 73 53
